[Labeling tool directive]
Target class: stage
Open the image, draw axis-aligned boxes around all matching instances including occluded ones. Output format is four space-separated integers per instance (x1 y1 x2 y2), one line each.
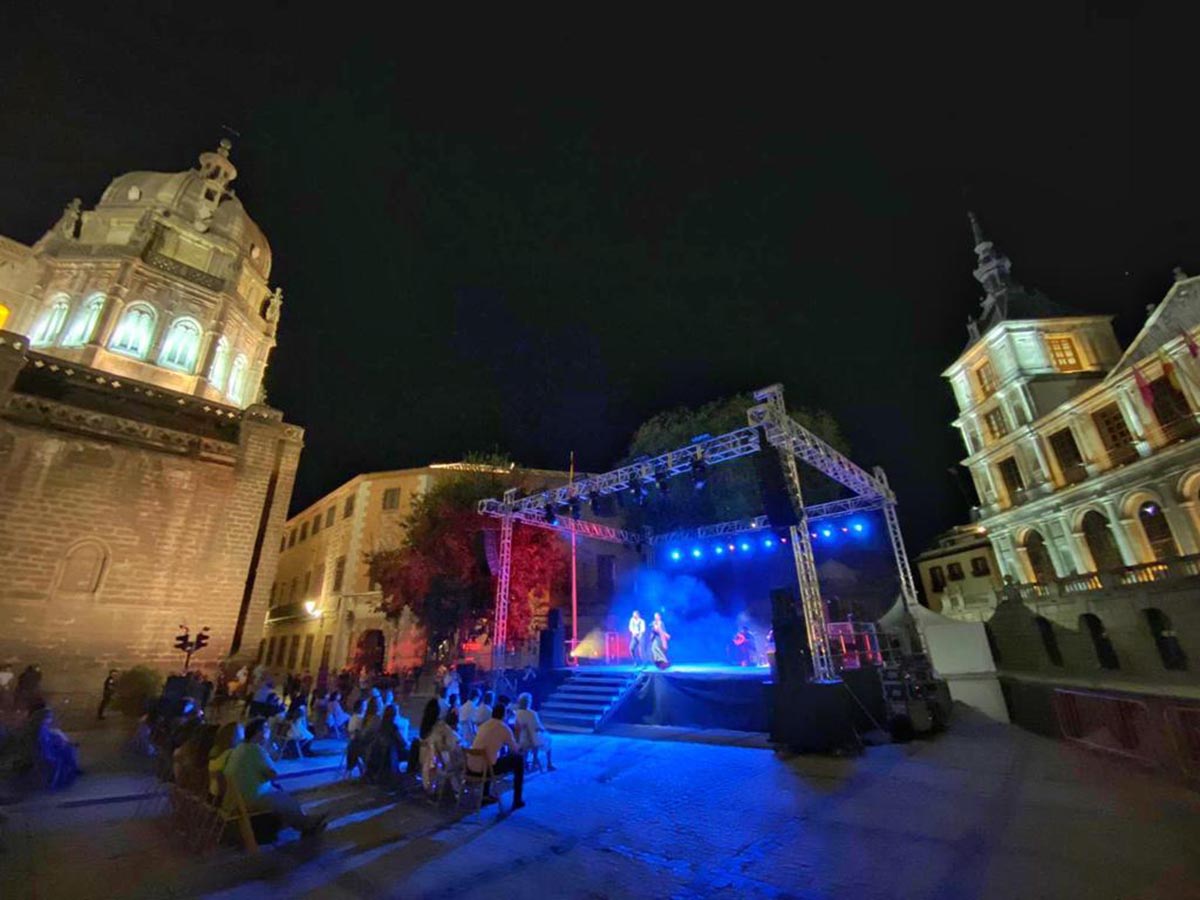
559 660 885 749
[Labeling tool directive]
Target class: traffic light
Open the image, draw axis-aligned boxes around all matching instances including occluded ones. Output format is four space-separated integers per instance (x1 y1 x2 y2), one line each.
194 630 209 651
174 632 190 652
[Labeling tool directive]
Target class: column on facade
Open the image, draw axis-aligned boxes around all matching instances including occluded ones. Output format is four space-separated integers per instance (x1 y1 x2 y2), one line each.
1115 388 1154 458
196 318 227 387
1070 419 1105 477
1024 434 1053 487
1172 343 1200 414
93 263 135 348
1050 513 1089 575
1099 497 1141 566
1161 499 1200 556
990 530 1024 582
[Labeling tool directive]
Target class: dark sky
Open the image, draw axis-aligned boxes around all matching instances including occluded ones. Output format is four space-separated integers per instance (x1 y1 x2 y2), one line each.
2 5 1192 550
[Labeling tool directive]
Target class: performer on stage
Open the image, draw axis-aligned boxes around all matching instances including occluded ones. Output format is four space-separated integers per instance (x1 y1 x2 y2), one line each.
650 612 671 670
628 610 647 668
731 626 757 667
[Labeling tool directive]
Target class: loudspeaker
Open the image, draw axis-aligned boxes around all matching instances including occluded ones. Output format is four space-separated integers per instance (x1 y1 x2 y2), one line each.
539 626 565 670
770 588 812 686
753 440 799 528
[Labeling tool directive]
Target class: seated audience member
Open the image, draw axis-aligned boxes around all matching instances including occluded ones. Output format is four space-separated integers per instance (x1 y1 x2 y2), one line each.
514 693 555 771
223 718 327 837
364 705 407 784
326 692 351 736
467 702 525 810
283 702 315 757
427 708 463 794
473 691 494 729
208 721 244 803
174 723 219 794
32 708 81 790
458 689 480 743
409 697 440 782
347 699 368 738
362 697 383 735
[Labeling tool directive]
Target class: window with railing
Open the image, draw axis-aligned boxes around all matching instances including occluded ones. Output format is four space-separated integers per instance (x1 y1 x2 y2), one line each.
1149 376 1198 442
985 407 1009 440
929 565 946 593
1048 427 1087 485
997 457 1025 502
1092 403 1138 467
970 556 990 577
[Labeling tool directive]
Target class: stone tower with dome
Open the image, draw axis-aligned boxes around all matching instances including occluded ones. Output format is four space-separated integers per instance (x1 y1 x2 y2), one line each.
0 141 303 694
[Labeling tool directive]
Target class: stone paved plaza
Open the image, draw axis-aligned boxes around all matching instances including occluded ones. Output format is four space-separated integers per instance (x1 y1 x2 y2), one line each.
2 711 1198 899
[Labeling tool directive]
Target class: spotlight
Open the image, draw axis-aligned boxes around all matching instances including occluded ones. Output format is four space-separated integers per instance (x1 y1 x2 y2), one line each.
811 532 818 538
714 545 724 555
750 521 759 529
669 549 682 562
691 547 703 559
763 538 775 548
841 527 848 533
780 536 788 544
852 522 865 534
544 503 557 525
821 528 833 538
728 543 736 551
739 541 751 552
569 498 582 520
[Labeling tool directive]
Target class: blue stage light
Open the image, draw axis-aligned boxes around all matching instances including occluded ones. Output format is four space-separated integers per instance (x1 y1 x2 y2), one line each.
669 549 682 561
739 541 751 552
691 547 703 559
852 522 864 533
763 538 775 548
821 528 833 539
714 545 724 555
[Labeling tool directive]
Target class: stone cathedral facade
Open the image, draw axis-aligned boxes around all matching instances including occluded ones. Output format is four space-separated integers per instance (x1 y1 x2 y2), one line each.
0 141 302 692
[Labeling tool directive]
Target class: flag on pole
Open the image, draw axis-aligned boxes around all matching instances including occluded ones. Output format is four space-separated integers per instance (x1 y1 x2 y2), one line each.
1159 349 1182 391
1183 328 1200 359
1132 364 1155 411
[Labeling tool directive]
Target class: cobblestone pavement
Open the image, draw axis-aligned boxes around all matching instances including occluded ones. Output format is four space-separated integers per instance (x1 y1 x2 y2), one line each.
2 710 1198 899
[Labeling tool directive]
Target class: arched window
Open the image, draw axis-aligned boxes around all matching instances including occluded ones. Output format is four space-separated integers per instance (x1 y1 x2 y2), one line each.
108 303 157 358
226 353 248 404
55 540 108 594
1081 510 1123 572
1144 608 1187 671
1023 530 1057 584
1035 616 1063 667
1081 613 1120 670
208 336 230 390
157 317 202 372
30 296 71 347
1137 501 1177 561
61 293 106 347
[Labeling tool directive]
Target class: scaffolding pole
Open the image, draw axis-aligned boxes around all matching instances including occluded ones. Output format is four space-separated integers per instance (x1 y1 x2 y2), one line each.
491 490 516 674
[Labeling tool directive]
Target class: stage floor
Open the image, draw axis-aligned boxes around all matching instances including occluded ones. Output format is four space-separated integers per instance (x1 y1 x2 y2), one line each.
565 662 772 681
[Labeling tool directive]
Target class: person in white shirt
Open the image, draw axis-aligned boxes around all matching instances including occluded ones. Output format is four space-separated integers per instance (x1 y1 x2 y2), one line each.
468 702 525 809
443 667 461 705
473 691 494 728
514 692 554 771
458 688 480 743
628 610 647 668
346 699 367 738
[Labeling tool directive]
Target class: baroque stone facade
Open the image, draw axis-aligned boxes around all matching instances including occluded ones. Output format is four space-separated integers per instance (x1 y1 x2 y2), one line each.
0 143 301 692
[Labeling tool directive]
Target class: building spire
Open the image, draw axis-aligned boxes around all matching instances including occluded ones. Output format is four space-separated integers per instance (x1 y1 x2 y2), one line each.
968 210 985 249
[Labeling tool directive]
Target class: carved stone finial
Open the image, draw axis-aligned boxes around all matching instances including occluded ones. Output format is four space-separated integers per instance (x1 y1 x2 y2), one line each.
1173 265 1188 283
265 287 282 323
968 210 985 249
56 198 82 239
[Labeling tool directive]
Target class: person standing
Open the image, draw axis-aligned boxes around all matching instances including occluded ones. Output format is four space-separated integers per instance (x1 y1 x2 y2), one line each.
97 669 118 720
650 612 671 670
0 663 14 710
628 610 646 668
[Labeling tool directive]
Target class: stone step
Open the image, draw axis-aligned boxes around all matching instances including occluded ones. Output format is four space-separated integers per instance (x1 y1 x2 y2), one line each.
542 722 595 734
542 712 601 729
559 682 628 694
544 701 610 715
552 688 621 701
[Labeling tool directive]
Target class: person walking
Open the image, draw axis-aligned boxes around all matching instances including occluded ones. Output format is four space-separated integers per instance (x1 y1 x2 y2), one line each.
97 669 118 720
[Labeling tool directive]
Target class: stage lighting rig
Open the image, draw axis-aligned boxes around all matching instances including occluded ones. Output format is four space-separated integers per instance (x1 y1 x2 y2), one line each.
543 503 557 525
654 466 670 492
691 450 708 490
569 497 583 519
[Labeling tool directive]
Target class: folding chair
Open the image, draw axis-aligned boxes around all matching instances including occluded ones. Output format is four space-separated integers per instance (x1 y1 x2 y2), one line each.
462 748 494 813
195 772 269 854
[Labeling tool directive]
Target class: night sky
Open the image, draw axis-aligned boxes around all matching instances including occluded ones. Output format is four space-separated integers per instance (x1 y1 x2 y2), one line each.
2 6 1192 551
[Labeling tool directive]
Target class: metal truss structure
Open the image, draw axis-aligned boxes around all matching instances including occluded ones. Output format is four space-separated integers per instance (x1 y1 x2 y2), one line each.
479 383 918 682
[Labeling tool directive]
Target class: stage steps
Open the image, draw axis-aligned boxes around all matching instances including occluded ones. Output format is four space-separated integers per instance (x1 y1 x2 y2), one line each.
541 670 643 733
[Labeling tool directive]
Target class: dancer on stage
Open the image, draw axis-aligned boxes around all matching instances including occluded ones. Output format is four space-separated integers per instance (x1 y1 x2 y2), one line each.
628 610 646 668
650 612 671 670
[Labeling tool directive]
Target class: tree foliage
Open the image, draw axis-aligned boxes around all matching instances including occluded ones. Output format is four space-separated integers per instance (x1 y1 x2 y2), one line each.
365 454 569 661
621 392 849 532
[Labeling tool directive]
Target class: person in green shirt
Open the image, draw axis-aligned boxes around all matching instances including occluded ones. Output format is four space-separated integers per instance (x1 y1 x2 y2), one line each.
222 717 327 837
